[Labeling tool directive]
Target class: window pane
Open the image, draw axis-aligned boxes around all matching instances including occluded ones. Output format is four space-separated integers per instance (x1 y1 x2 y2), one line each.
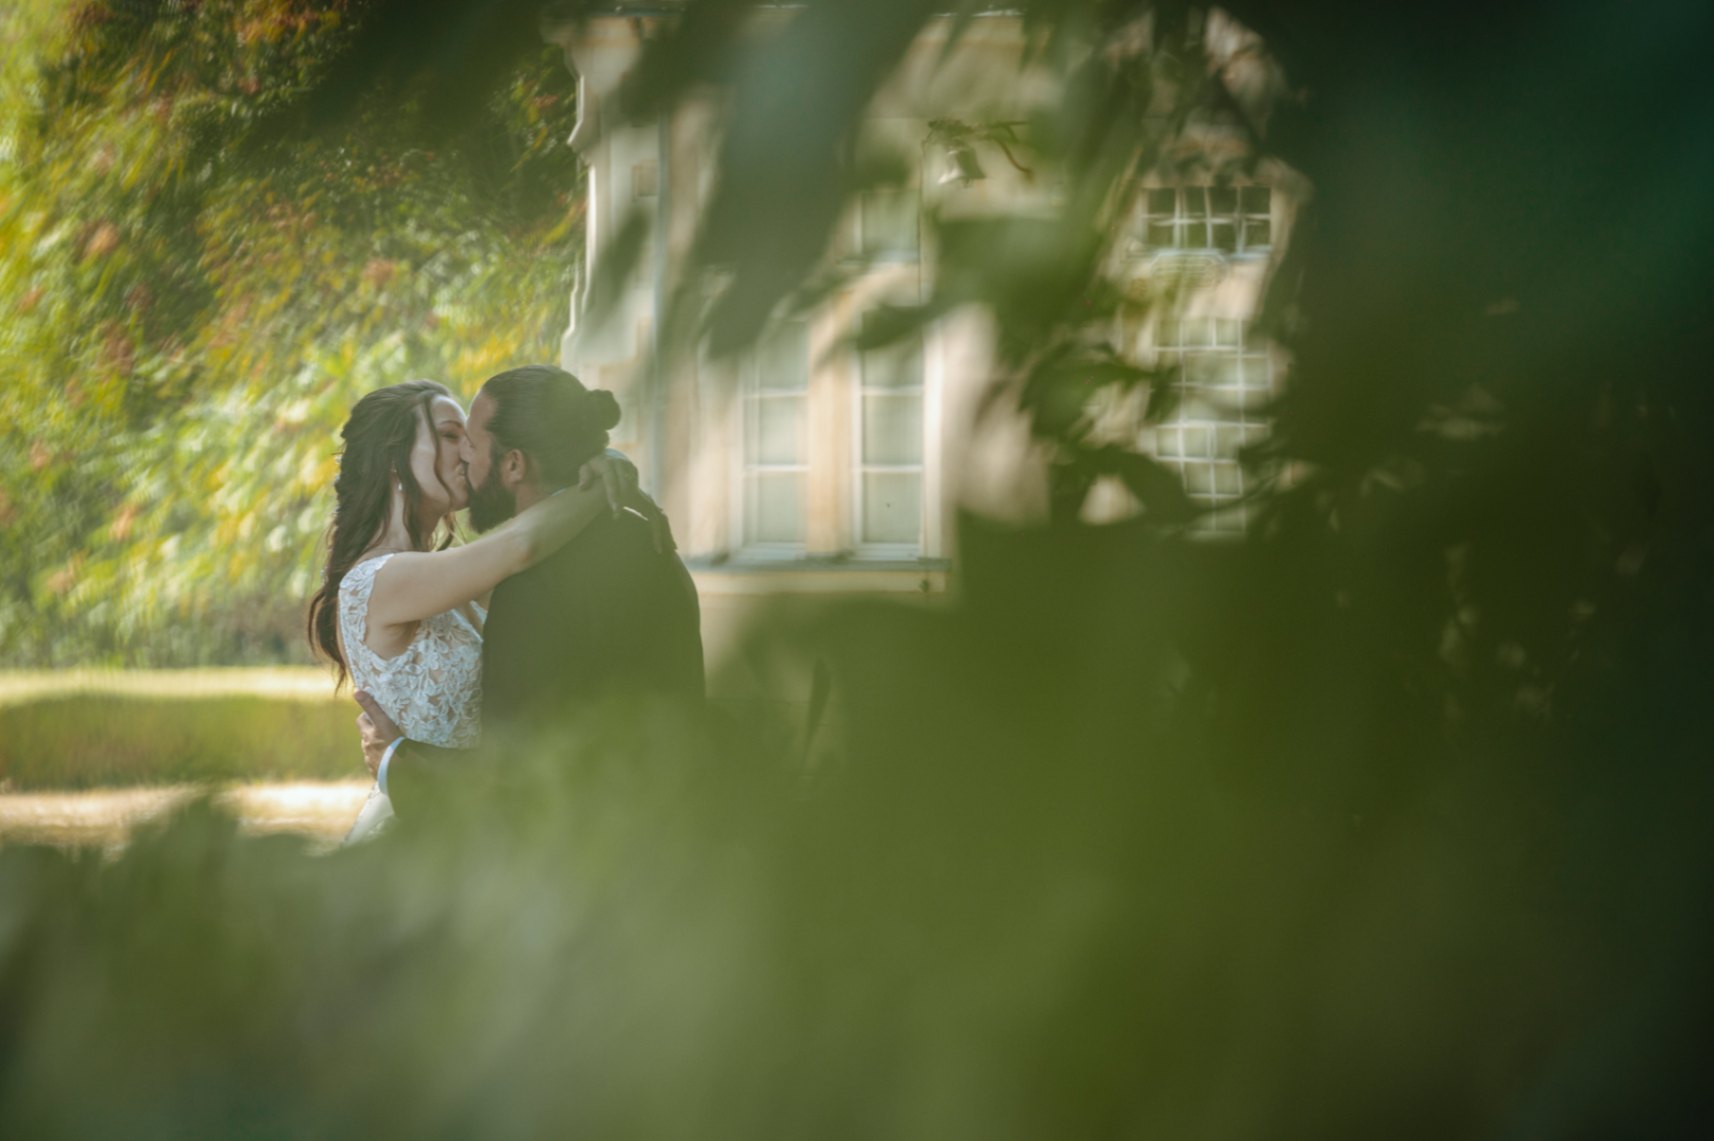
757 321 809 391
754 397 804 465
1241 353 1270 389
749 473 803 544
1146 220 1175 248
1209 186 1237 215
862 190 919 258
1243 218 1271 248
1181 426 1211 458
1212 220 1237 252
1188 353 1242 389
862 473 921 544
1214 463 1242 495
1183 187 1208 217
1240 185 1271 214
1215 426 1245 458
862 394 922 465
1182 352 1212 388
1183 463 1215 494
860 330 923 389
1215 318 1242 347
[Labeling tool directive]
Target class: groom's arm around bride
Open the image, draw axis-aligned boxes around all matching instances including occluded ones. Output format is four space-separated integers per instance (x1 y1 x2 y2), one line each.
363 506 703 819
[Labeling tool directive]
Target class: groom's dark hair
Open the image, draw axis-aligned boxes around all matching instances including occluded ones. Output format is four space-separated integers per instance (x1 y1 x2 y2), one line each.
481 365 621 488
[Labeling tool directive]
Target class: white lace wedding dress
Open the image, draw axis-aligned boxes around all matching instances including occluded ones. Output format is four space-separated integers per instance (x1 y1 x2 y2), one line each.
339 553 484 843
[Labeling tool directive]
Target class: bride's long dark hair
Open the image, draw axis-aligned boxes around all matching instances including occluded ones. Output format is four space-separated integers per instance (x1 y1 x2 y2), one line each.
306 379 458 689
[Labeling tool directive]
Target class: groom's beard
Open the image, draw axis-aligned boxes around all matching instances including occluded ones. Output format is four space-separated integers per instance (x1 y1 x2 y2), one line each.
467 463 518 534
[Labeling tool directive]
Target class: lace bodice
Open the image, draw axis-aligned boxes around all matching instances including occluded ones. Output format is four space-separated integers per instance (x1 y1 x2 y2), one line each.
339 553 483 749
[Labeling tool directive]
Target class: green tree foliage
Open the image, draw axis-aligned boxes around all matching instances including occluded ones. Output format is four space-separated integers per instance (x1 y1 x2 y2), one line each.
0 0 583 665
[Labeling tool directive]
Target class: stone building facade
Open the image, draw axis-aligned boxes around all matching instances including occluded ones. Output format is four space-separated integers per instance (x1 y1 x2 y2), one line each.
544 8 1298 695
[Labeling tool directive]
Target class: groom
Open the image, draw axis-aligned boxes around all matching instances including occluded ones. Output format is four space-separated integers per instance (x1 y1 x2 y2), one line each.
356 364 704 816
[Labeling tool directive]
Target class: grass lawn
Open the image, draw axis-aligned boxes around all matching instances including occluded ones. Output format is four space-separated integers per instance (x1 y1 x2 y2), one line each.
0 667 334 707
0 668 365 790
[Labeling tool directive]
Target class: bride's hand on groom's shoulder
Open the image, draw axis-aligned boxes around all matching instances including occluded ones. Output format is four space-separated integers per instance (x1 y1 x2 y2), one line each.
626 490 676 555
579 451 676 554
578 451 639 518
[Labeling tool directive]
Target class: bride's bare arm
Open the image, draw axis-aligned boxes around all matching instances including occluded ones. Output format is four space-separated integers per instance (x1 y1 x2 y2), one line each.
365 487 606 628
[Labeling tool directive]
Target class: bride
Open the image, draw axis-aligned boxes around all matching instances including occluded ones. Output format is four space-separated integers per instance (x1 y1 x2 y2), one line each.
306 378 643 842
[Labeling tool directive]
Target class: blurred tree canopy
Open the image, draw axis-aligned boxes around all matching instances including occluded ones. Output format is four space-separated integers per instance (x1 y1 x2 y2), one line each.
0 0 583 665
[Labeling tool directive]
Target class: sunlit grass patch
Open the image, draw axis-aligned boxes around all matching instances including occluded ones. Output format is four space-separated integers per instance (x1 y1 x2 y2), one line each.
0 670 361 790
0 667 332 707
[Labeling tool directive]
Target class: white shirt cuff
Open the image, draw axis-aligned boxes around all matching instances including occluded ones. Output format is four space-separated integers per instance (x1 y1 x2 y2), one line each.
377 736 404 798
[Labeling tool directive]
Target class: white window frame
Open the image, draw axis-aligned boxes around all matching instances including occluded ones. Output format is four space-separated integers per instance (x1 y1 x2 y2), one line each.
730 317 812 561
724 295 941 564
1146 314 1274 532
850 309 931 560
1136 184 1273 256
722 119 941 565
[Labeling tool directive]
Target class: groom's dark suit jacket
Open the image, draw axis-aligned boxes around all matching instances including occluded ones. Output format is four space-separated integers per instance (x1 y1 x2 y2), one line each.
386 507 703 816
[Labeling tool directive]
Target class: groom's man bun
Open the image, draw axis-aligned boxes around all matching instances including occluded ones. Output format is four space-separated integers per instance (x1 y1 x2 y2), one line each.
584 388 622 432
481 364 620 488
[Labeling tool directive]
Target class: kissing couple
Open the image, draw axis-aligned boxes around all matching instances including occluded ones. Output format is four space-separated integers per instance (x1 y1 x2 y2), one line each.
307 365 705 843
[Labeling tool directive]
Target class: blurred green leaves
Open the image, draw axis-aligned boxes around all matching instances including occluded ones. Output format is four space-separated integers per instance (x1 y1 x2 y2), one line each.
0 0 584 666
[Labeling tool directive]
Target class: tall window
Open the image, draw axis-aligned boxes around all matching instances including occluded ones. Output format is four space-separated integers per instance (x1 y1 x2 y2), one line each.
855 314 925 551
1150 316 1272 530
1138 185 1272 254
739 319 811 551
